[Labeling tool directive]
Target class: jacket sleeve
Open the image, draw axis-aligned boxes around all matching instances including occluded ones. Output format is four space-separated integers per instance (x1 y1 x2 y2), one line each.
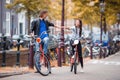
31 20 36 33
46 20 54 27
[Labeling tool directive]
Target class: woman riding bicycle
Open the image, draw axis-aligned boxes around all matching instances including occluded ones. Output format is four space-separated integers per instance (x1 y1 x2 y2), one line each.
69 19 84 73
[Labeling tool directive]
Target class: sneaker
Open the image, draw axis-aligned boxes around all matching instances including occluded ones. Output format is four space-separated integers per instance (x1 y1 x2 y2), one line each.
80 69 84 73
35 71 39 73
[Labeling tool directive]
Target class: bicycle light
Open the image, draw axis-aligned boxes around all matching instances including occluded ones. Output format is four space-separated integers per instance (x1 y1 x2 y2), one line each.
36 38 41 43
74 40 79 45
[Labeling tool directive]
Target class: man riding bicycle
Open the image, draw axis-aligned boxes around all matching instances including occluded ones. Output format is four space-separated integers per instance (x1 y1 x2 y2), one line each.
31 10 59 73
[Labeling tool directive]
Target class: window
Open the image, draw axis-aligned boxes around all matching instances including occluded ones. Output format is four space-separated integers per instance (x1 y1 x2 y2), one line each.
6 12 10 21
19 23 23 34
6 0 10 3
6 12 10 34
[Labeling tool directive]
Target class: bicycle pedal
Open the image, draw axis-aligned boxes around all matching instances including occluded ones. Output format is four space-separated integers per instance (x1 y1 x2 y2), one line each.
49 71 52 74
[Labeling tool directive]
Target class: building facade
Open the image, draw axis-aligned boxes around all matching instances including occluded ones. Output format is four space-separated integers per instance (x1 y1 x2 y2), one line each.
0 0 27 36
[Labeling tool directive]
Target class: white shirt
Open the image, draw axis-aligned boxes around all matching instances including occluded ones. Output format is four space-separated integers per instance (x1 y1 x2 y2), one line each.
70 26 81 40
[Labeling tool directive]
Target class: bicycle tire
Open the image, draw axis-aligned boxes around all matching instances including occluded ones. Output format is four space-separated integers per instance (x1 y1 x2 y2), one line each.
74 53 77 74
34 52 40 72
71 63 74 72
74 62 77 74
34 52 51 76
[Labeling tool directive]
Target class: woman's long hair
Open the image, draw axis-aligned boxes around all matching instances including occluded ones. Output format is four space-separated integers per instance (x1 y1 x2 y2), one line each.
75 19 82 37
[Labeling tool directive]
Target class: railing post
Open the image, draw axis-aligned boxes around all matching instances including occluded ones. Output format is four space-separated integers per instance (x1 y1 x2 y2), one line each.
99 46 102 59
16 38 20 66
29 42 34 69
57 46 62 67
90 43 93 59
2 35 6 67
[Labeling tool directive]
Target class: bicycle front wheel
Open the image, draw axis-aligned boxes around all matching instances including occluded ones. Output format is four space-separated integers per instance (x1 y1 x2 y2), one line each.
74 53 78 74
34 52 51 76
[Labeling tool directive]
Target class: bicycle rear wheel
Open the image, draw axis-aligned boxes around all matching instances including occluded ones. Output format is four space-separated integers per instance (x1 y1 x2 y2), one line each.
34 52 51 76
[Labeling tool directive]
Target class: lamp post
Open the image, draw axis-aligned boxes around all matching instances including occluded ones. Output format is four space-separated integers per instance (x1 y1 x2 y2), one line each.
99 0 105 58
117 13 120 35
58 0 65 67
61 0 65 64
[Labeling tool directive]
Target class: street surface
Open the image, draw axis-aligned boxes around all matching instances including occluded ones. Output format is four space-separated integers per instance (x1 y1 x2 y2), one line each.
1 52 120 80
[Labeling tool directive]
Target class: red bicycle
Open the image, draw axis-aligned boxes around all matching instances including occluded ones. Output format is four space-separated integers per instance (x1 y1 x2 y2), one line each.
33 35 51 76
70 40 79 74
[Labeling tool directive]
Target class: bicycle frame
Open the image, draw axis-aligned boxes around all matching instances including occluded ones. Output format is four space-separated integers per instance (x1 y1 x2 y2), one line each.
70 40 79 64
74 45 79 64
39 44 45 64
70 40 79 74
34 36 47 67
36 31 48 65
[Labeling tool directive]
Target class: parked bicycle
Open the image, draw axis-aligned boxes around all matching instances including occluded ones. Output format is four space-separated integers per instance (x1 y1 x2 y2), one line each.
83 41 109 58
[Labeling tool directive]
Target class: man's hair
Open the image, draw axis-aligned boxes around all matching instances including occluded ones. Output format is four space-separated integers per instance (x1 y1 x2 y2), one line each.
39 10 48 17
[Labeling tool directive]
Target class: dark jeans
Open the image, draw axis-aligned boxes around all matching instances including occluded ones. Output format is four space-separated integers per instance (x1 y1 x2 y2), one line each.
71 41 83 68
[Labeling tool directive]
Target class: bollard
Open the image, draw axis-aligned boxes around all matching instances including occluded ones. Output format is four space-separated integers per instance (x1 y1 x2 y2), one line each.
90 44 93 59
2 35 7 67
99 46 102 59
29 43 34 69
57 47 62 67
103 47 107 58
103 47 105 58
16 39 20 66
61 46 65 64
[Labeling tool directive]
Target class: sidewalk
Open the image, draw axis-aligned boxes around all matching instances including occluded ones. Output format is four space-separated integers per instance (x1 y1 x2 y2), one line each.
0 51 119 80
0 56 91 78
0 66 30 78
0 52 120 77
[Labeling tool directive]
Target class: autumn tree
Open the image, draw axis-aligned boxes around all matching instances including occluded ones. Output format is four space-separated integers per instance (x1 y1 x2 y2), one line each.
49 0 74 20
72 0 120 27
6 0 51 34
